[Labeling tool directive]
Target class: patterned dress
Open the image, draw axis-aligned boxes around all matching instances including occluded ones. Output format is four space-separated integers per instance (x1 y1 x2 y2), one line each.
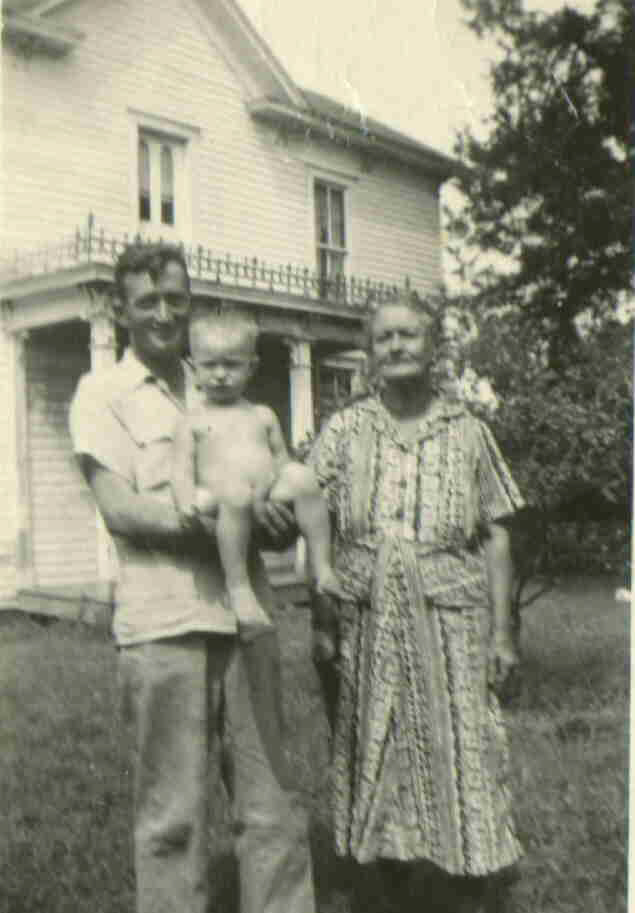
309 395 525 876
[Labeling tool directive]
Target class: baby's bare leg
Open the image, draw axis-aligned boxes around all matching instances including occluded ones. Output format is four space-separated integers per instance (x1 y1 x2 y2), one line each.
309 589 340 663
214 479 274 641
271 462 344 601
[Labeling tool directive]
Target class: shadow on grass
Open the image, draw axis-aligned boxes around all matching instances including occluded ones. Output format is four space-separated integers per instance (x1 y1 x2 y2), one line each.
208 850 239 913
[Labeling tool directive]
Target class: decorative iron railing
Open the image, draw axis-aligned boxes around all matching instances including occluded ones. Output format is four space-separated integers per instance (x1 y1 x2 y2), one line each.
0 225 411 310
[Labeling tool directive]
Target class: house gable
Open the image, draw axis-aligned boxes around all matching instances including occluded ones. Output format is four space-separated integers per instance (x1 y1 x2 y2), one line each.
3 0 452 292
6 0 306 105
5 0 454 177
3 0 305 252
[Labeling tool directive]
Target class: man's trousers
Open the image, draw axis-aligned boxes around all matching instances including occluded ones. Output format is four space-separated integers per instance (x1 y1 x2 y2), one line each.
119 631 315 913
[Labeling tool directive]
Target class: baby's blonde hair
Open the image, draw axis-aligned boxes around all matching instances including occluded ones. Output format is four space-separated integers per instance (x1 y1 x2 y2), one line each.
189 305 259 355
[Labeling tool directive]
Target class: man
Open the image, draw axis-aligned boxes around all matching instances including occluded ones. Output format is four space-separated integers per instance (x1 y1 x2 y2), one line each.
69 242 315 913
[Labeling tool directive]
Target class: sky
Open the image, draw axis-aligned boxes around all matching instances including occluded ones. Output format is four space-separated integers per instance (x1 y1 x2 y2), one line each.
239 0 598 157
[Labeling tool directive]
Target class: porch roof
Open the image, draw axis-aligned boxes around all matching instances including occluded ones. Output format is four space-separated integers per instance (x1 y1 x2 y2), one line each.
0 226 415 318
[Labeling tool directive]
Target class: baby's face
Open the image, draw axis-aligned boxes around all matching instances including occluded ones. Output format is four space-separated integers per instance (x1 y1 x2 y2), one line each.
190 327 256 404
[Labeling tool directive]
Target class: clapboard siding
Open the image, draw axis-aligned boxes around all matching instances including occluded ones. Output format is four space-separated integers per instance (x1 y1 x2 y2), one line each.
26 324 97 588
351 160 441 289
4 0 443 290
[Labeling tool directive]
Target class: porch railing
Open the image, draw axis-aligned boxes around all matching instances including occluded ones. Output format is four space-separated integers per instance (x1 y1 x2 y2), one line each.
0 225 411 310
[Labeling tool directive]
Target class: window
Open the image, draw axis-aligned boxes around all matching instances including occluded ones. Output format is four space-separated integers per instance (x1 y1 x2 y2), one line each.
136 131 183 237
314 180 347 301
138 139 151 221
160 144 175 225
129 111 199 243
316 363 353 427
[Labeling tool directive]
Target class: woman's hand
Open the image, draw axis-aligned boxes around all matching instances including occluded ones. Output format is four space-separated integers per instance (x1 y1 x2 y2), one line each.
487 631 520 699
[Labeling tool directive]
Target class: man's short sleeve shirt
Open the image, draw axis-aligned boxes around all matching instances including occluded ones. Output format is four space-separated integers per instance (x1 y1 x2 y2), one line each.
69 348 273 645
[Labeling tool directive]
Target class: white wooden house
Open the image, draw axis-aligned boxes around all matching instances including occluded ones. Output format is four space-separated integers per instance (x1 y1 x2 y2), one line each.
1 0 454 616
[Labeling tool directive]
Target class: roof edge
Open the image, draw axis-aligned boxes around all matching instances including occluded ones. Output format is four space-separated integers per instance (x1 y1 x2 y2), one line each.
248 97 458 181
194 0 307 108
3 9 84 53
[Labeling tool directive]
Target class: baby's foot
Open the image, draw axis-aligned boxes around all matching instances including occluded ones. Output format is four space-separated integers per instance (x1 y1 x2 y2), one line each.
228 583 274 642
315 567 346 601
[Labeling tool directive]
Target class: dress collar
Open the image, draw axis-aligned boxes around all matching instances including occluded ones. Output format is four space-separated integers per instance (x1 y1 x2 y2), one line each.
366 393 467 444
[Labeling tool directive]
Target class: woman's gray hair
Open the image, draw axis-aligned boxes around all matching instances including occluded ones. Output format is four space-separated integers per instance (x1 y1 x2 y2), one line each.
363 289 444 353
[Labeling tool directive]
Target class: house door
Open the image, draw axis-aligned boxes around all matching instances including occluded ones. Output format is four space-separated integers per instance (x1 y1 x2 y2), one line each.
25 322 98 591
247 335 291 444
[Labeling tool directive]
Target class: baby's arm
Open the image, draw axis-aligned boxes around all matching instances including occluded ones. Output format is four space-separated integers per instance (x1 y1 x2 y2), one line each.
171 414 198 520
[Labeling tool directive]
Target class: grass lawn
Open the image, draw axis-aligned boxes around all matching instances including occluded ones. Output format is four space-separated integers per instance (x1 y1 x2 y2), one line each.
0 575 628 913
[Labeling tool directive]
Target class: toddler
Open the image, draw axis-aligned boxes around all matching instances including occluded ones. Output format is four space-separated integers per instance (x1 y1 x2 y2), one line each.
172 308 341 652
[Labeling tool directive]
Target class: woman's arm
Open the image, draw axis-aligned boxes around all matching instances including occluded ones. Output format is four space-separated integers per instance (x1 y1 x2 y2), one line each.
483 520 519 693
483 520 514 637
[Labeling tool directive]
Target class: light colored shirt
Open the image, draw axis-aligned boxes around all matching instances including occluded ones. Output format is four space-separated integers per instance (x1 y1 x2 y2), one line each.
69 348 275 646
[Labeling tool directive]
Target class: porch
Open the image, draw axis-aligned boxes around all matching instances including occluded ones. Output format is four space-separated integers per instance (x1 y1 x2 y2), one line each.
0 226 407 621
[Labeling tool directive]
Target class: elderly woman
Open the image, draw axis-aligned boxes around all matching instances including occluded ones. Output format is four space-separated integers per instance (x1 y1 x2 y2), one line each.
309 292 524 912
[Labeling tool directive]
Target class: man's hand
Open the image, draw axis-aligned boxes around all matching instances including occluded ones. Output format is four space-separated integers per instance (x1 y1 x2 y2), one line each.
253 499 298 551
194 512 217 538
176 499 199 530
487 631 520 700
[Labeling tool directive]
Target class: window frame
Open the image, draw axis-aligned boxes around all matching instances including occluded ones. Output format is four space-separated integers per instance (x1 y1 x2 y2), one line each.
128 109 200 245
313 177 349 301
315 350 366 426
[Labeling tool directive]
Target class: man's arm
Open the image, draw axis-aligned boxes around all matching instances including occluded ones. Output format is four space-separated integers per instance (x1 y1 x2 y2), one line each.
83 456 199 546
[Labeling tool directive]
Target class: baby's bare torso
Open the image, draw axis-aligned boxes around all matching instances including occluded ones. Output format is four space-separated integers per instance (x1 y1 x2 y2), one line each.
191 401 277 492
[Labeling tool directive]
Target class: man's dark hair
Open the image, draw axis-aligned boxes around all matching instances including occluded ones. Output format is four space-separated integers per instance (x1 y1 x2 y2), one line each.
114 242 191 302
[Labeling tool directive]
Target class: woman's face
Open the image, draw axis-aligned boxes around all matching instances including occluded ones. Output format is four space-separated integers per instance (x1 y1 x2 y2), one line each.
370 303 435 385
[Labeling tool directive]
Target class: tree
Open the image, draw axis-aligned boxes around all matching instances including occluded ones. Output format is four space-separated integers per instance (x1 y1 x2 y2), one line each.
466 311 631 616
447 0 632 367
443 0 633 633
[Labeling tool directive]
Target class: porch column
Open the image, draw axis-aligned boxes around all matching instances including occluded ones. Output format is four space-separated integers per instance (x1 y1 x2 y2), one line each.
82 289 118 593
13 329 35 589
90 313 117 372
286 339 315 579
287 339 315 447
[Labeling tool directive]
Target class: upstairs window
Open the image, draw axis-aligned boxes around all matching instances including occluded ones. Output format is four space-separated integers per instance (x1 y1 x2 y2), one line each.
160 144 175 225
314 180 347 300
138 139 151 221
137 131 181 236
